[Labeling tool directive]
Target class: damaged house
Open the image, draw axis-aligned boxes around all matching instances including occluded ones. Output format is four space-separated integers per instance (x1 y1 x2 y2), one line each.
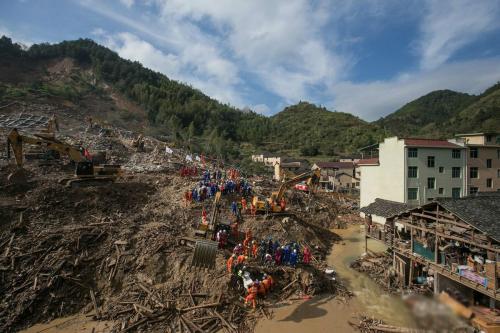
388 194 500 311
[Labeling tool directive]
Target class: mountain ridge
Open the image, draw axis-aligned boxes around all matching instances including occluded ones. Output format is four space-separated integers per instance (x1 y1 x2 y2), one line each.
1 35 499 160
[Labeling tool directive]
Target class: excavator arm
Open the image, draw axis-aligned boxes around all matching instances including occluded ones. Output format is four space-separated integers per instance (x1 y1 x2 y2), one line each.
273 169 321 202
7 128 85 167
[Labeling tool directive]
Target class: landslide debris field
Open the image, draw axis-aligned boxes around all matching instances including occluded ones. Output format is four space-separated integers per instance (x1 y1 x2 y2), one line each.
0 106 358 333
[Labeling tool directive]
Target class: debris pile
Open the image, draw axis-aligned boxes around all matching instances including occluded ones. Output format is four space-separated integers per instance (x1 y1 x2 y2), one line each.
350 252 398 292
0 148 348 333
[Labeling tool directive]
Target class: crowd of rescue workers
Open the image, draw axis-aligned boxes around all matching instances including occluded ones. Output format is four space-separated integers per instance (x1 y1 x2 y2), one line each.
180 163 314 309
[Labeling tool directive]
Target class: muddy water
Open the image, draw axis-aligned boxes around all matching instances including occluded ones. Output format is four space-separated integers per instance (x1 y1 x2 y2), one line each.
255 224 416 333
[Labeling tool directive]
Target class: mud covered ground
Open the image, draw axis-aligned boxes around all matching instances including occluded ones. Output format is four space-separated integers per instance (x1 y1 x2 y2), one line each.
0 126 352 332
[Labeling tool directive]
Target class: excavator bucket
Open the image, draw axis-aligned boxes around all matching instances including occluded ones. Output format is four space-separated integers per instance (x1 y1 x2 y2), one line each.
7 168 28 185
191 240 218 269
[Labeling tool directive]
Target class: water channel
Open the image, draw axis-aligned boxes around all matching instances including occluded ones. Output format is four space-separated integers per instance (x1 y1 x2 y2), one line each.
255 224 416 332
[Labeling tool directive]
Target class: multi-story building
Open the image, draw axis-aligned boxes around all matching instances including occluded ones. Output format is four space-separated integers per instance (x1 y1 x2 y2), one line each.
360 137 466 210
454 132 500 194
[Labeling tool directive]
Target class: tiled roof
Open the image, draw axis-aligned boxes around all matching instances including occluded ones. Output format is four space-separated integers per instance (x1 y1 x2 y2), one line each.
403 138 462 148
436 194 500 243
315 161 354 169
356 158 379 165
360 198 411 218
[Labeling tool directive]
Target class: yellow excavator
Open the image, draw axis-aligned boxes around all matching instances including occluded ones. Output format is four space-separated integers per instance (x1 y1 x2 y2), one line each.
252 169 321 213
178 191 222 269
6 128 122 187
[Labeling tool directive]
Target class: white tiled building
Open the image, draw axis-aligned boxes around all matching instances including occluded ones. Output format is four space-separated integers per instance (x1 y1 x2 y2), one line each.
359 137 467 210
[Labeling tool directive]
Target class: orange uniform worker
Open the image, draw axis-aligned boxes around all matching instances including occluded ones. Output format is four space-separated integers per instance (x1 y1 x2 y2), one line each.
241 197 247 212
243 236 251 255
262 274 273 292
245 229 252 241
227 254 236 273
237 254 246 265
252 241 258 258
251 204 256 216
245 284 258 309
202 208 207 225
256 281 266 296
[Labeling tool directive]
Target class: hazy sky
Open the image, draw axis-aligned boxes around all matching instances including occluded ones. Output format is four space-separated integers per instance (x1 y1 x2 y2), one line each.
1 0 500 120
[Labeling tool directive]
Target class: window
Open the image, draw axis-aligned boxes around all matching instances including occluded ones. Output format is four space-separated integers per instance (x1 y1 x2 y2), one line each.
452 188 461 199
427 198 434 201
408 166 418 178
487 159 492 168
486 134 492 142
487 178 492 188
427 156 435 167
408 188 418 200
452 167 461 178
469 187 479 195
438 188 444 195
408 148 418 158
452 149 461 159
427 177 435 189
439 166 444 173
470 167 478 178
470 147 478 158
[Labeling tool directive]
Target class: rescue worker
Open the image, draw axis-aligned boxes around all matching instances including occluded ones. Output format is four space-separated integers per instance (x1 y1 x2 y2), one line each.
290 249 298 267
220 230 228 248
243 236 251 256
274 247 282 265
231 201 237 216
256 280 266 296
236 201 242 219
227 254 236 273
264 253 273 266
233 243 243 255
262 274 272 292
303 246 311 264
237 254 246 265
241 197 247 212
280 198 286 211
202 208 207 225
245 283 258 309
282 245 290 265
245 229 252 241
252 241 258 258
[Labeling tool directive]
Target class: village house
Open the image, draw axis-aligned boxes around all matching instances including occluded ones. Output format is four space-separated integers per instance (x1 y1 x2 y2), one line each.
393 195 499 308
359 137 467 223
362 194 500 328
311 161 356 191
251 152 285 166
454 132 500 194
274 158 310 181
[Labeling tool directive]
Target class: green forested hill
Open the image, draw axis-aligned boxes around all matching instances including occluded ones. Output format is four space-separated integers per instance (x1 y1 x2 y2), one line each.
269 102 384 156
375 86 500 138
375 90 477 137
1 36 499 161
